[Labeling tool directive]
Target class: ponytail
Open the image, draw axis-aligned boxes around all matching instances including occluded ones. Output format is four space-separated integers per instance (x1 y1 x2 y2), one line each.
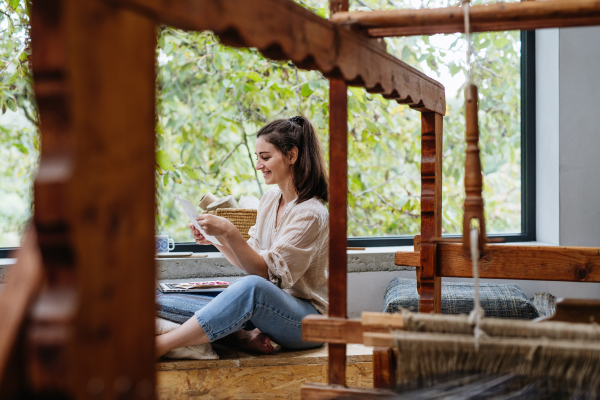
256 116 329 203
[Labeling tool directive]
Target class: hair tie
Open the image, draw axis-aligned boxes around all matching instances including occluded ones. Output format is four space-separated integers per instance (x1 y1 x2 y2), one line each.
289 116 304 127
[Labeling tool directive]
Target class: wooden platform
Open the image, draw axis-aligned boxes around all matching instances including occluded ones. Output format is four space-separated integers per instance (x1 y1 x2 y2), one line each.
156 344 374 399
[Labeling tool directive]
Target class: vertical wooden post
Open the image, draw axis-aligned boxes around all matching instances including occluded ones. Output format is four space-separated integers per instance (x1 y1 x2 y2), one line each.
463 84 487 252
418 112 443 314
373 347 396 389
328 0 349 388
330 0 349 16
26 0 157 397
328 78 348 386
27 0 77 393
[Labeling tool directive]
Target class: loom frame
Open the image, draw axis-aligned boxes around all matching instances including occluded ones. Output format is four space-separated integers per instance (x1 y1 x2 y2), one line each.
0 0 444 397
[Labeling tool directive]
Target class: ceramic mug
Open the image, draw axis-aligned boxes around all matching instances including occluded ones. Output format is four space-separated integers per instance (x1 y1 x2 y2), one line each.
155 234 175 253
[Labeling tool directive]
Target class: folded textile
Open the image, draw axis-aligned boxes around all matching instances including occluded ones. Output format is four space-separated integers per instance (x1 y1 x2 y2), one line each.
384 278 540 320
238 195 260 209
532 292 557 318
156 289 216 324
156 317 218 360
207 195 237 211
198 192 219 210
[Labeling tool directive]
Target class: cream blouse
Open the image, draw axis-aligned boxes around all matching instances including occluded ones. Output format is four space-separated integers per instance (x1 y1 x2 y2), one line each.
246 187 329 314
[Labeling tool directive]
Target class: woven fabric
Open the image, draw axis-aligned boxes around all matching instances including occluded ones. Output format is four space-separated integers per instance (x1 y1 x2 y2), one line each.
384 278 539 320
156 317 218 360
205 208 257 240
532 292 557 318
156 289 216 323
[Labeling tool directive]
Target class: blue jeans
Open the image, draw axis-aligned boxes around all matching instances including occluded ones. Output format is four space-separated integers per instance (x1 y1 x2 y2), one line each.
195 275 323 350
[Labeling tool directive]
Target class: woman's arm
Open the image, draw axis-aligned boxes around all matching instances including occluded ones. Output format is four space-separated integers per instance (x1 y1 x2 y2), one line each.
194 215 269 278
221 228 268 278
189 222 242 269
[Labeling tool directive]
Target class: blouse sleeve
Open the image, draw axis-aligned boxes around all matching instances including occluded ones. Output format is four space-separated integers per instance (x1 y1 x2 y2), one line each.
258 211 323 289
245 190 272 252
246 224 259 252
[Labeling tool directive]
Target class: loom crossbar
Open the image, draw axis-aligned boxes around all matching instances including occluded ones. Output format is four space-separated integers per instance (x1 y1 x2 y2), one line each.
330 0 600 37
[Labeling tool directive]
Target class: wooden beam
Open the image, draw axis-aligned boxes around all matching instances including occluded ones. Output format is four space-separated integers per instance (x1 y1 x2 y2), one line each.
368 17 600 38
394 251 420 267
27 1 79 391
418 112 443 313
545 299 600 323
302 314 388 344
362 312 404 330
365 331 600 353
303 315 363 344
328 78 348 386
27 0 157 396
363 333 394 348
301 383 396 399
438 244 600 282
462 84 487 252
109 0 446 114
0 230 42 388
372 347 396 389
330 0 348 17
330 0 600 37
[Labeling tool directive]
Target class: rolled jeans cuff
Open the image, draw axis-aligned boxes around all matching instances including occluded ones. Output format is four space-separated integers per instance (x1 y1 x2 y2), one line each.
195 311 217 342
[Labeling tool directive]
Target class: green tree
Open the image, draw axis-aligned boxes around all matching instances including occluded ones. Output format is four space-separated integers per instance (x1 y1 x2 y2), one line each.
0 0 522 246
0 0 38 247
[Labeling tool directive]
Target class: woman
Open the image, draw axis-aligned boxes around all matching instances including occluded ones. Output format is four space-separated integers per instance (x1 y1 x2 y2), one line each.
156 116 329 356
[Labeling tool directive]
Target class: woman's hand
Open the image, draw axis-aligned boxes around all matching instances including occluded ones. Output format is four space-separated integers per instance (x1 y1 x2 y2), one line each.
195 214 236 238
188 223 212 245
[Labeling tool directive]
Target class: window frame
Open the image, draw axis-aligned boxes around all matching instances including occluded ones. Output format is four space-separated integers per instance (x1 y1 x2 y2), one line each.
0 31 535 258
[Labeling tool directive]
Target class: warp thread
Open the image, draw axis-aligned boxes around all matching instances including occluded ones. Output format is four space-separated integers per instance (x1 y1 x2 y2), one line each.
393 330 600 394
468 227 486 351
395 308 600 341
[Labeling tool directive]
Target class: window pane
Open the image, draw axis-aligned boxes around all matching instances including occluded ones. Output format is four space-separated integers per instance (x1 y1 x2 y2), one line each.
0 2 37 248
0 0 523 248
155 26 522 242
347 29 522 237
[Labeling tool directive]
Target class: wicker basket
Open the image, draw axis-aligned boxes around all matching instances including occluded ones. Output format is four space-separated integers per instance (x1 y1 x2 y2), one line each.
205 208 257 240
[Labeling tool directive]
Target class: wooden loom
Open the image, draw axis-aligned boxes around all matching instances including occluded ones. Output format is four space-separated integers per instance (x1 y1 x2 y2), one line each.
301 0 600 399
0 0 599 399
0 0 440 397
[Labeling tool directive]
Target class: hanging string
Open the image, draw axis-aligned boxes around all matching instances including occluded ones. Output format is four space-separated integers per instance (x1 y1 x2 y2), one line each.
468 226 486 351
462 0 473 100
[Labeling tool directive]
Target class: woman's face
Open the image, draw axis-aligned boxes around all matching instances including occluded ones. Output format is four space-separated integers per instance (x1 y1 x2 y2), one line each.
255 137 293 186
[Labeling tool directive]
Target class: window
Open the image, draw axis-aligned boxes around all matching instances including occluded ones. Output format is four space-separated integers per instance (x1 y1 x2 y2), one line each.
0 0 534 257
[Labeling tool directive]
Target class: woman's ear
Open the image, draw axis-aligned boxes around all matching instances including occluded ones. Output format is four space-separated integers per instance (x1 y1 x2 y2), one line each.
288 146 299 165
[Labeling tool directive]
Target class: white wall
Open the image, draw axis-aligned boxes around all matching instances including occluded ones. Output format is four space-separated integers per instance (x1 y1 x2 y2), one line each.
534 26 600 300
536 28 560 245
558 27 600 247
537 26 600 247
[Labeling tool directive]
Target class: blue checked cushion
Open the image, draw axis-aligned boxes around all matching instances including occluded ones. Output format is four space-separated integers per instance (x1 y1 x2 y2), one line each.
156 289 216 323
384 278 539 320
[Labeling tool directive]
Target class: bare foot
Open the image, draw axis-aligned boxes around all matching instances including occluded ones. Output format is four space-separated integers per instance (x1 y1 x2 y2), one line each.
230 329 275 354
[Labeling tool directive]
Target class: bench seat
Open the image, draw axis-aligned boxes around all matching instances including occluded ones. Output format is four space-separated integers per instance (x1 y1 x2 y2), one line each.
156 344 374 399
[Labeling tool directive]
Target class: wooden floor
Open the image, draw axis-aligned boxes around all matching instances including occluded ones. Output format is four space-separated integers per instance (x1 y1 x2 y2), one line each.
156 344 374 399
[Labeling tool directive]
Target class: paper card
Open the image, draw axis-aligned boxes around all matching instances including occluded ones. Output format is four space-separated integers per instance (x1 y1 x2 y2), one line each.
175 196 223 246
173 281 230 289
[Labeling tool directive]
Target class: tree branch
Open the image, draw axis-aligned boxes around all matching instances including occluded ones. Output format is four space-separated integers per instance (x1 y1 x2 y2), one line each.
353 174 402 196
233 86 263 196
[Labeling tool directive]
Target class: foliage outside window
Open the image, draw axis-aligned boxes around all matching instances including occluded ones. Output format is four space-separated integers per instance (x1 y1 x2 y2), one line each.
0 0 37 248
0 0 521 248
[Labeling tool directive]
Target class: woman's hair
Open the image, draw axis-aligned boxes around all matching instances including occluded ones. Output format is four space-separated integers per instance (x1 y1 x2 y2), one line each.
257 116 329 203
